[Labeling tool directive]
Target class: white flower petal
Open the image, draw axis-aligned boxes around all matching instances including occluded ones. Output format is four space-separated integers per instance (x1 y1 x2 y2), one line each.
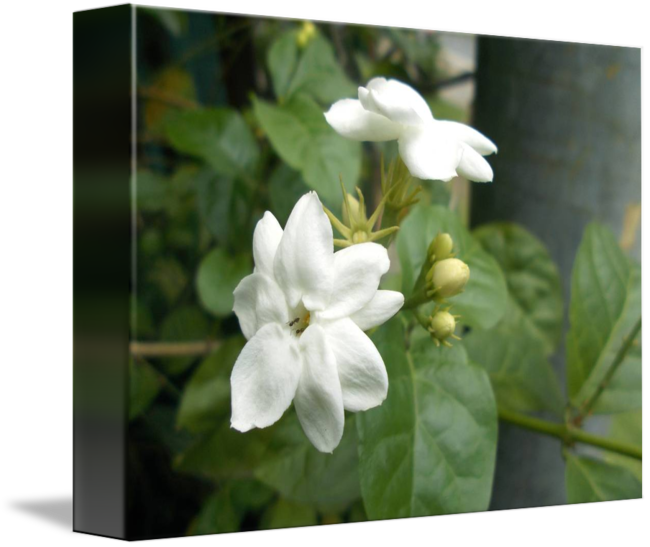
294 324 345 453
317 243 390 321
253 212 283 278
436 120 498 155
233 273 289 340
350 290 404 331
231 323 301 432
324 318 388 413
325 99 402 141
457 142 494 183
274 192 334 311
364 77 434 126
398 125 462 181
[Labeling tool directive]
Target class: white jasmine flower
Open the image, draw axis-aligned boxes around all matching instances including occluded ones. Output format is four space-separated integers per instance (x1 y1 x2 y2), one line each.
230 192 404 453
325 77 497 182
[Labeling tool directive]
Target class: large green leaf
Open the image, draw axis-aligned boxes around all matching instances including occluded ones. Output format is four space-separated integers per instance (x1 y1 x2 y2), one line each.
464 298 564 417
175 420 271 481
188 485 241 535
196 248 251 318
253 95 361 205
176 337 246 433
268 163 311 225
474 222 563 354
159 306 210 375
165 108 259 178
397 204 508 329
260 499 317 530
268 31 299 100
567 223 641 414
356 317 498 519
565 454 641 504
607 410 642 481
195 168 249 245
285 34 356 104
255 413 360 513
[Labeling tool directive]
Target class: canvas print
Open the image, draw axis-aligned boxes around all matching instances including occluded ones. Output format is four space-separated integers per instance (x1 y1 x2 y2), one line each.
75 4 642 541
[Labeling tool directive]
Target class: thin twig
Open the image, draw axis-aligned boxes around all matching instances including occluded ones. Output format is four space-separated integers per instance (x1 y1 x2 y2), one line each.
130 340 221 358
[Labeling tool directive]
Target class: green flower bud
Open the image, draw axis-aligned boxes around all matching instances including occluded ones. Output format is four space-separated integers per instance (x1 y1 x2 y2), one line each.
429 310 460 347
429 258 470 299
428 233 454 262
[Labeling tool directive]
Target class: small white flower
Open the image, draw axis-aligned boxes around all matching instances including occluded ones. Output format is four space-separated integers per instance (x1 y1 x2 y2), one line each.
230 192 404 453
325 77 497 183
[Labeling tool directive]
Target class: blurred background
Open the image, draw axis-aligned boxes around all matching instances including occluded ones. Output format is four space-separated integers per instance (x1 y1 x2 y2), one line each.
128 6 640 539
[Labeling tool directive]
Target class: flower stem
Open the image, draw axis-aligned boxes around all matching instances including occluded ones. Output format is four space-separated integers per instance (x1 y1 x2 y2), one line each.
575 318 641 421
498 408 642 461
402 288 430 310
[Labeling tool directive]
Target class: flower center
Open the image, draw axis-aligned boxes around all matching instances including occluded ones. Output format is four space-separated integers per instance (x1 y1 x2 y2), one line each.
288 311 311 337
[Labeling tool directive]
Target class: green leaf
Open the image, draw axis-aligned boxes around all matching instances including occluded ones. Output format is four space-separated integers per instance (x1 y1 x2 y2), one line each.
567 224 641 414
196 248 251 318
464 298 564 417
177 337 246 433
255 413 360 513
230 479 275 513
356 317 498 519
397 204 508 329
159 306 210 375
268 31 299 99
195 169 248 245
189 485 241 535
129 358 162 420
474 222 563 354
565 454 641 504
607 410 642 481
285 34 356 103
260 499 318 530
268 164 311 226
165 108 259 178
175 421 272 481
253 95 361 205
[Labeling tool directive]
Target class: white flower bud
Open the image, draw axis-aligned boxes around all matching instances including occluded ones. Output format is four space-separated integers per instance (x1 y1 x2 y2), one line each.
430 258 470 299
428 233 454 262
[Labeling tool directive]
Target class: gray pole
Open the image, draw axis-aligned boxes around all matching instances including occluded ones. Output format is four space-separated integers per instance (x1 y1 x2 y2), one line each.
471 36 641 509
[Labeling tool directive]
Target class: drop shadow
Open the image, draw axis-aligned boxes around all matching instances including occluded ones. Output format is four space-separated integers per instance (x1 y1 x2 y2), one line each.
11 497 72 530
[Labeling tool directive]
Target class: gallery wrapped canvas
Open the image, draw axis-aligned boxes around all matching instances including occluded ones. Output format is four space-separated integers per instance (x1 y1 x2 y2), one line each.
73 4 641 541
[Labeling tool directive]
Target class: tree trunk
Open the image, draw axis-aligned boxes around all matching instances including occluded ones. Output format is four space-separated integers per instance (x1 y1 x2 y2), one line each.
471 36 641 510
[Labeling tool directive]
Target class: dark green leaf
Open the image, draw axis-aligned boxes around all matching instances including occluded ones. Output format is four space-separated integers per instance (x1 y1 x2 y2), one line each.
357 317 498 519
177 337 246 433
286 34 356 103
567 224 641 414
268 163 311 225
474 222 563 354
189 485 241 535
253 95 361 205
565 454 641 504
397 204 508 329
165 108 259 178
175 421 271 481
464 298 564 417
196 248 251 318
255 413 360 513
260 499 317 530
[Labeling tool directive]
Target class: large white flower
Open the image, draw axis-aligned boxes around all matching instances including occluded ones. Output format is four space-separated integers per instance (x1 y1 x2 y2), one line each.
325 77 497 183
230 192 404 453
